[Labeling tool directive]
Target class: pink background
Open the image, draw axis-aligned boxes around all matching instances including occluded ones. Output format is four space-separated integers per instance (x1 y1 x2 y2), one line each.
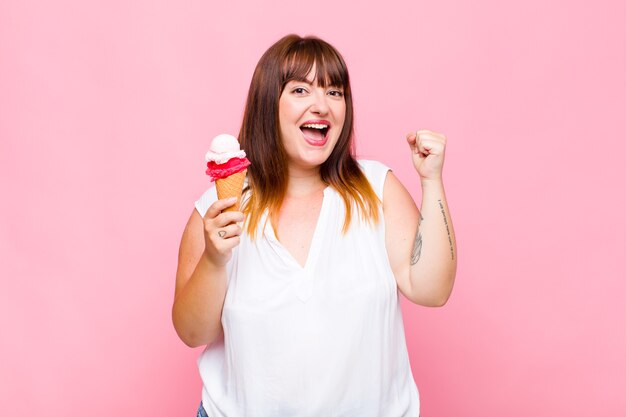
1 0 625 415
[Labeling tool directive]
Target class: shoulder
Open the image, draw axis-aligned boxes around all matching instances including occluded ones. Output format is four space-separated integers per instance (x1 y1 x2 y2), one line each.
194 186 218 218
357 159 390 177
382 172 417 212
375 163 419 242
356 159 391 199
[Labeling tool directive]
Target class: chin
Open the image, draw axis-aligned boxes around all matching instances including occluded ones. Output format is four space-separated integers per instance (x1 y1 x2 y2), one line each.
292 151 333 171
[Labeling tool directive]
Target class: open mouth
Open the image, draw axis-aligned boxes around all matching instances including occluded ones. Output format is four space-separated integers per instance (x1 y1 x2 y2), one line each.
300 122 330 145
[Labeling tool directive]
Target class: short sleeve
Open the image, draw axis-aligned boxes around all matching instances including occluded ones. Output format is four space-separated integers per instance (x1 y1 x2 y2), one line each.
194 186 218 217
357 159 391 200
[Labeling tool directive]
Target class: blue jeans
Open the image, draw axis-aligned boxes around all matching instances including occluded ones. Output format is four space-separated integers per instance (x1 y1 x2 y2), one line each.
197 402 209 417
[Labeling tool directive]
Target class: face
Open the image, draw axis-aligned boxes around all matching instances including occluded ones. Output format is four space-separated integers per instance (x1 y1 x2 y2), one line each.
278 66 346 174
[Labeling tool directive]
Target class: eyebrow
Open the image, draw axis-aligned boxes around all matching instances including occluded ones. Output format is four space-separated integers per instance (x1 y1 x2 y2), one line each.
288 78 314 85
287 77 343 89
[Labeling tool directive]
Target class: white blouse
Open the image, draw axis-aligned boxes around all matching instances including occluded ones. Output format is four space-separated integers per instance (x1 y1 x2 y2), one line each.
194 160 420 417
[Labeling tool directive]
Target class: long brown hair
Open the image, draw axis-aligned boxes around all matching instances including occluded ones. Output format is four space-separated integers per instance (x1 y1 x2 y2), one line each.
239 34 380 238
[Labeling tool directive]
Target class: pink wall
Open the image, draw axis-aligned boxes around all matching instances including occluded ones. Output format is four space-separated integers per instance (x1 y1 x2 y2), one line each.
1 0 625 416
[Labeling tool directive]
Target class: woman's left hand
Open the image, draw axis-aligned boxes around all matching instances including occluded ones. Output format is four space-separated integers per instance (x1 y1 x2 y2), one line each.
406 130 447 182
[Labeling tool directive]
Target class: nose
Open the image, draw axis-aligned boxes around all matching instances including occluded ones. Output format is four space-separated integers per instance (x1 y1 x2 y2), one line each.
310 90 329 115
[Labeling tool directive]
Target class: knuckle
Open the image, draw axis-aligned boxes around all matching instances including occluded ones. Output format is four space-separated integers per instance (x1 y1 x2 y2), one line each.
206 206 220 219
204 219 216 231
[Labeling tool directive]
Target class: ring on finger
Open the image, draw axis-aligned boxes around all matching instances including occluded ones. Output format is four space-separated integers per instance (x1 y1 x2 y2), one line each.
218 230 226 238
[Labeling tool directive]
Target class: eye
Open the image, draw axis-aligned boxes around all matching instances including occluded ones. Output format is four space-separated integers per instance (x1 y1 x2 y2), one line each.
328 89 344 98
292 87 308 95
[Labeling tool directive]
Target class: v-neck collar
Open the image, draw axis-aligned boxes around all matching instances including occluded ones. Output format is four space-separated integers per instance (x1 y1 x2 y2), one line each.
263 186 331 272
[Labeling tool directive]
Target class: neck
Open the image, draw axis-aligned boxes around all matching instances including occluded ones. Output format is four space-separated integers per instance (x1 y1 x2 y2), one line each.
285 166 326 198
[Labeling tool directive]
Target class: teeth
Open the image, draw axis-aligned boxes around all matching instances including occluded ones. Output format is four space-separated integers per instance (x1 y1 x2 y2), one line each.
301 123 328 130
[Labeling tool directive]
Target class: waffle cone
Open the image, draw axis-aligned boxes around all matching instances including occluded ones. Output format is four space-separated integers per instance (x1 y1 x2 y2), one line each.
216 170 247 212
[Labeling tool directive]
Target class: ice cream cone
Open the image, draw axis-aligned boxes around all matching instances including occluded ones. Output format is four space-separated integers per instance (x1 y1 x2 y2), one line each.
216 170 247 212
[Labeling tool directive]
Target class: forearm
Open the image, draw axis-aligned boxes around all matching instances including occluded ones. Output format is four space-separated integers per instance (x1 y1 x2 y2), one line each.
172 255 228 347
409 179 457 306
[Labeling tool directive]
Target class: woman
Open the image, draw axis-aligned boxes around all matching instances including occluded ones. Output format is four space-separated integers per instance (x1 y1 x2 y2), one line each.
173 34 457 417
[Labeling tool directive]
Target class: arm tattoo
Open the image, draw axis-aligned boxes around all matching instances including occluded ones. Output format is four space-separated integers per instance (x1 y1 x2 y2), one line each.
410 214 424 265
438 199 455 260
410 231 423 265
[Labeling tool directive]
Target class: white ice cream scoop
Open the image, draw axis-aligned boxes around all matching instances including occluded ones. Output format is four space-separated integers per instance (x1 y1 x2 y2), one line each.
205 134 247 164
